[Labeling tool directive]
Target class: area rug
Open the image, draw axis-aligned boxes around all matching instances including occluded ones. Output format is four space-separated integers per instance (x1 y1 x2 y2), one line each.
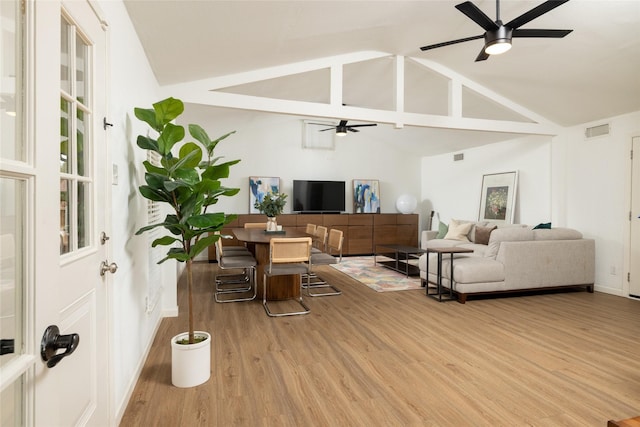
330 256 423 292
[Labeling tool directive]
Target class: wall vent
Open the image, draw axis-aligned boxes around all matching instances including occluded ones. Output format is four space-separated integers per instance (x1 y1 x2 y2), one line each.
453 153 464 161
585 123 610 139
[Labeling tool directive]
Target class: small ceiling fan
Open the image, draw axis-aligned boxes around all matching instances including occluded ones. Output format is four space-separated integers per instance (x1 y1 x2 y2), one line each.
419 0 573 62
309 120 377 136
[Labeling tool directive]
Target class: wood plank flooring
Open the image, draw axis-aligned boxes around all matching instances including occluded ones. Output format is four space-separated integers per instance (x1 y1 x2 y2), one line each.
120 261 640 426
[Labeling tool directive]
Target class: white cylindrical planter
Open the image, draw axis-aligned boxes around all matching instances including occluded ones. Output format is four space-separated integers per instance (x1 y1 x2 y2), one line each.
171 331 211 388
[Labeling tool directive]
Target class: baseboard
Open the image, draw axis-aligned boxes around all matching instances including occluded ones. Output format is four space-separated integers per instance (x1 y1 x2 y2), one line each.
594 284 625 297
114 312 164 425
163 305 179 317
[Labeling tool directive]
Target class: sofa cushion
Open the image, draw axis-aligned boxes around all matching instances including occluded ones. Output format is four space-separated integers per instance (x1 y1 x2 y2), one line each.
485 227 534 259
533 228 582 240
533 222 552 229
444 219 473 241
436 221 448 239
474 225 497 245
427 255 504 283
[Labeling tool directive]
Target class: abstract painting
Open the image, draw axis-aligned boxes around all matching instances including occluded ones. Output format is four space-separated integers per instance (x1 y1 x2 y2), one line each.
249 177 280 213
353 179 380 213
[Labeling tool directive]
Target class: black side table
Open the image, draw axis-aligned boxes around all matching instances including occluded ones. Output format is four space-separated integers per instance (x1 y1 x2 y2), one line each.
424 247 473 302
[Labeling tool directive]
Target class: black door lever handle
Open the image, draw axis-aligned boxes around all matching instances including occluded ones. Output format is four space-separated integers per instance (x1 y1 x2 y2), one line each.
40 325 80 368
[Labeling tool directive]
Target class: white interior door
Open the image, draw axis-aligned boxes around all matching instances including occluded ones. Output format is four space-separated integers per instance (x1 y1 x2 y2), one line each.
32 1 112 425
630 136 640 298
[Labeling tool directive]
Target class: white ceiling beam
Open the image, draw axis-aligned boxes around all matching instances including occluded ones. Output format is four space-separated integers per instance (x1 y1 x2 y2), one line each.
161 50 391 95
330 65 342 106
393 56 404 129
180 90 558 135
409 57 557 127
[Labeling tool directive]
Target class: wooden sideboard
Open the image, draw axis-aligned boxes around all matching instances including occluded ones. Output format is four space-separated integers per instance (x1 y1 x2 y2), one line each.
208 213 419 261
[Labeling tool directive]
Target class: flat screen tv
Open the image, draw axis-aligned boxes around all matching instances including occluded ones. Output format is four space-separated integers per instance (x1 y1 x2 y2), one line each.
292 180 346 213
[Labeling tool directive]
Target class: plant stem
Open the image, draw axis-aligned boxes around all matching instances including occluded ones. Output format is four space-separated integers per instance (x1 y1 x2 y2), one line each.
187 258 194 344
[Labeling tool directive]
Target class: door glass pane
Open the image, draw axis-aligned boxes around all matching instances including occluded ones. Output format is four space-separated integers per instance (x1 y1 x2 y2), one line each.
0 178 24 367
0 378 23 426
0 0 24 162
60 98 70 173
60 179 71 254
78 181 89 249
75 33 87 104
60 19 70 94
76 107 86 176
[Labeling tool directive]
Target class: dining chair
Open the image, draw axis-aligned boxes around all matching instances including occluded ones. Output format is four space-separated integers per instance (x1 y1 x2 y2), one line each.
306 228 343 297
214 238 257 303
305 223 317 235
244 222 267 229
263 237 312 317
312 225 328 253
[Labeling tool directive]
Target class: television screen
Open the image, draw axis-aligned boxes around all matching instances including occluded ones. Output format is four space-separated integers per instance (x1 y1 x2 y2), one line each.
293 180 346 213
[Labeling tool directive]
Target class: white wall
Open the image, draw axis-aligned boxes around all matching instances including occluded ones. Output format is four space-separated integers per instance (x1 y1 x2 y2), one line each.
422 111 640 296
421 135 553 227
99 1 175 422
179 105 423 217
552 111 640 296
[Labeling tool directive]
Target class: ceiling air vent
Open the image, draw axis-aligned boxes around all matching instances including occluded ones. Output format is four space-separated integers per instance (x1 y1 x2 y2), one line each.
585 123 610 139
453 153 464 161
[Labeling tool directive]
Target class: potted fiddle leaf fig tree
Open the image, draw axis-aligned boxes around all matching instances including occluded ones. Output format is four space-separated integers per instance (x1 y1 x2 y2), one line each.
134 97 240 388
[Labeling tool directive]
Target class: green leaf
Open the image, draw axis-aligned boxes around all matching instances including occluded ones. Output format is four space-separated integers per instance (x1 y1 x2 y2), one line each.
137 135 159 152
142 160 167 176
152 236 180 247
174 168 199 185
188 124 211 148
134 108 159 132
153 97 184 128
157 123 185 155
190 234 219 258
139 185 170 203
208 131 236 155
187 213 226 229
178 142 203 169
169 149 201 174
135 222 165 235
145 173 169 190
163 179 190 192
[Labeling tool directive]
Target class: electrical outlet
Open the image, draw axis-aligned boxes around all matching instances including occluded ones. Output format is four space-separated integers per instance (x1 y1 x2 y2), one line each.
610 265 617 275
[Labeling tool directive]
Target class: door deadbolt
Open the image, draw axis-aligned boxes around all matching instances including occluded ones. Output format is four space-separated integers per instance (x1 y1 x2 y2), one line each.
100 231 110 245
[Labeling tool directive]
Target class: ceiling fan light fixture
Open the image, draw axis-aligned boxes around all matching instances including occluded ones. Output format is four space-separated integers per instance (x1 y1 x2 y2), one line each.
484 25 513 55
484 39 512 55
335 126 348 136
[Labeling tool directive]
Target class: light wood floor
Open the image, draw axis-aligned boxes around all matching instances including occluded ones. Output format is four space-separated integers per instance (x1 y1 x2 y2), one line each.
120 261 640 426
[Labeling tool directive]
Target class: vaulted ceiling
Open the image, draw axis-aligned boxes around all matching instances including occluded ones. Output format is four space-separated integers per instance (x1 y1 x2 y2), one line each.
123 0 640 155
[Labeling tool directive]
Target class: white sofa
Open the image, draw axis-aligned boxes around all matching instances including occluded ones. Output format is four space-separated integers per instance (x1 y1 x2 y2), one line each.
418 222 596 303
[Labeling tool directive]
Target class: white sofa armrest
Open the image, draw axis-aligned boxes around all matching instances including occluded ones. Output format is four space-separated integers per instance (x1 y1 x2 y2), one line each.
420 230 439 249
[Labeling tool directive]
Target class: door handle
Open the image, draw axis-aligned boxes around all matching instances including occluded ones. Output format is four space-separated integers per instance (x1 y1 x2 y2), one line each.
40 325 80 368
100 260 118 276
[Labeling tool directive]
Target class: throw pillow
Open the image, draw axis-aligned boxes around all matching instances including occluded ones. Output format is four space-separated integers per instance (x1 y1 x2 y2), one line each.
533 222 552 229
444 219 473 241
475 225 497 245
436 222 448 239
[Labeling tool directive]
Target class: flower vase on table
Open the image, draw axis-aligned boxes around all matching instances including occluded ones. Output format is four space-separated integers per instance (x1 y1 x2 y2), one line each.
266 217 278 232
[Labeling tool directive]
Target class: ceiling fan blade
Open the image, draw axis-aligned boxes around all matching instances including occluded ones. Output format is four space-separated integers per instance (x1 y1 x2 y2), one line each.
512 28 572 38
308 122 335 126
506 0 570 30
348 128 360 133
338 120 348 127
475 48 490 62
420 34 484 51
347 124 377 128
318 128 336 132
455 1 499 31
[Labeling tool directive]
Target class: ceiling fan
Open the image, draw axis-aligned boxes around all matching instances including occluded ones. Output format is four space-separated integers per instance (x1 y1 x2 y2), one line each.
419 0 573 62
309 120 377 136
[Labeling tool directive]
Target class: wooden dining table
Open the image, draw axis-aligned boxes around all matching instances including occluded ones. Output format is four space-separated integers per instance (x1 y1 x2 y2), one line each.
231 227 311 300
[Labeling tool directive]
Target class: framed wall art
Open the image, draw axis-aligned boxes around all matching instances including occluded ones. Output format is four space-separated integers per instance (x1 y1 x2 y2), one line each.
478 171 518 224
353 179 380 213
249 177 280 213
